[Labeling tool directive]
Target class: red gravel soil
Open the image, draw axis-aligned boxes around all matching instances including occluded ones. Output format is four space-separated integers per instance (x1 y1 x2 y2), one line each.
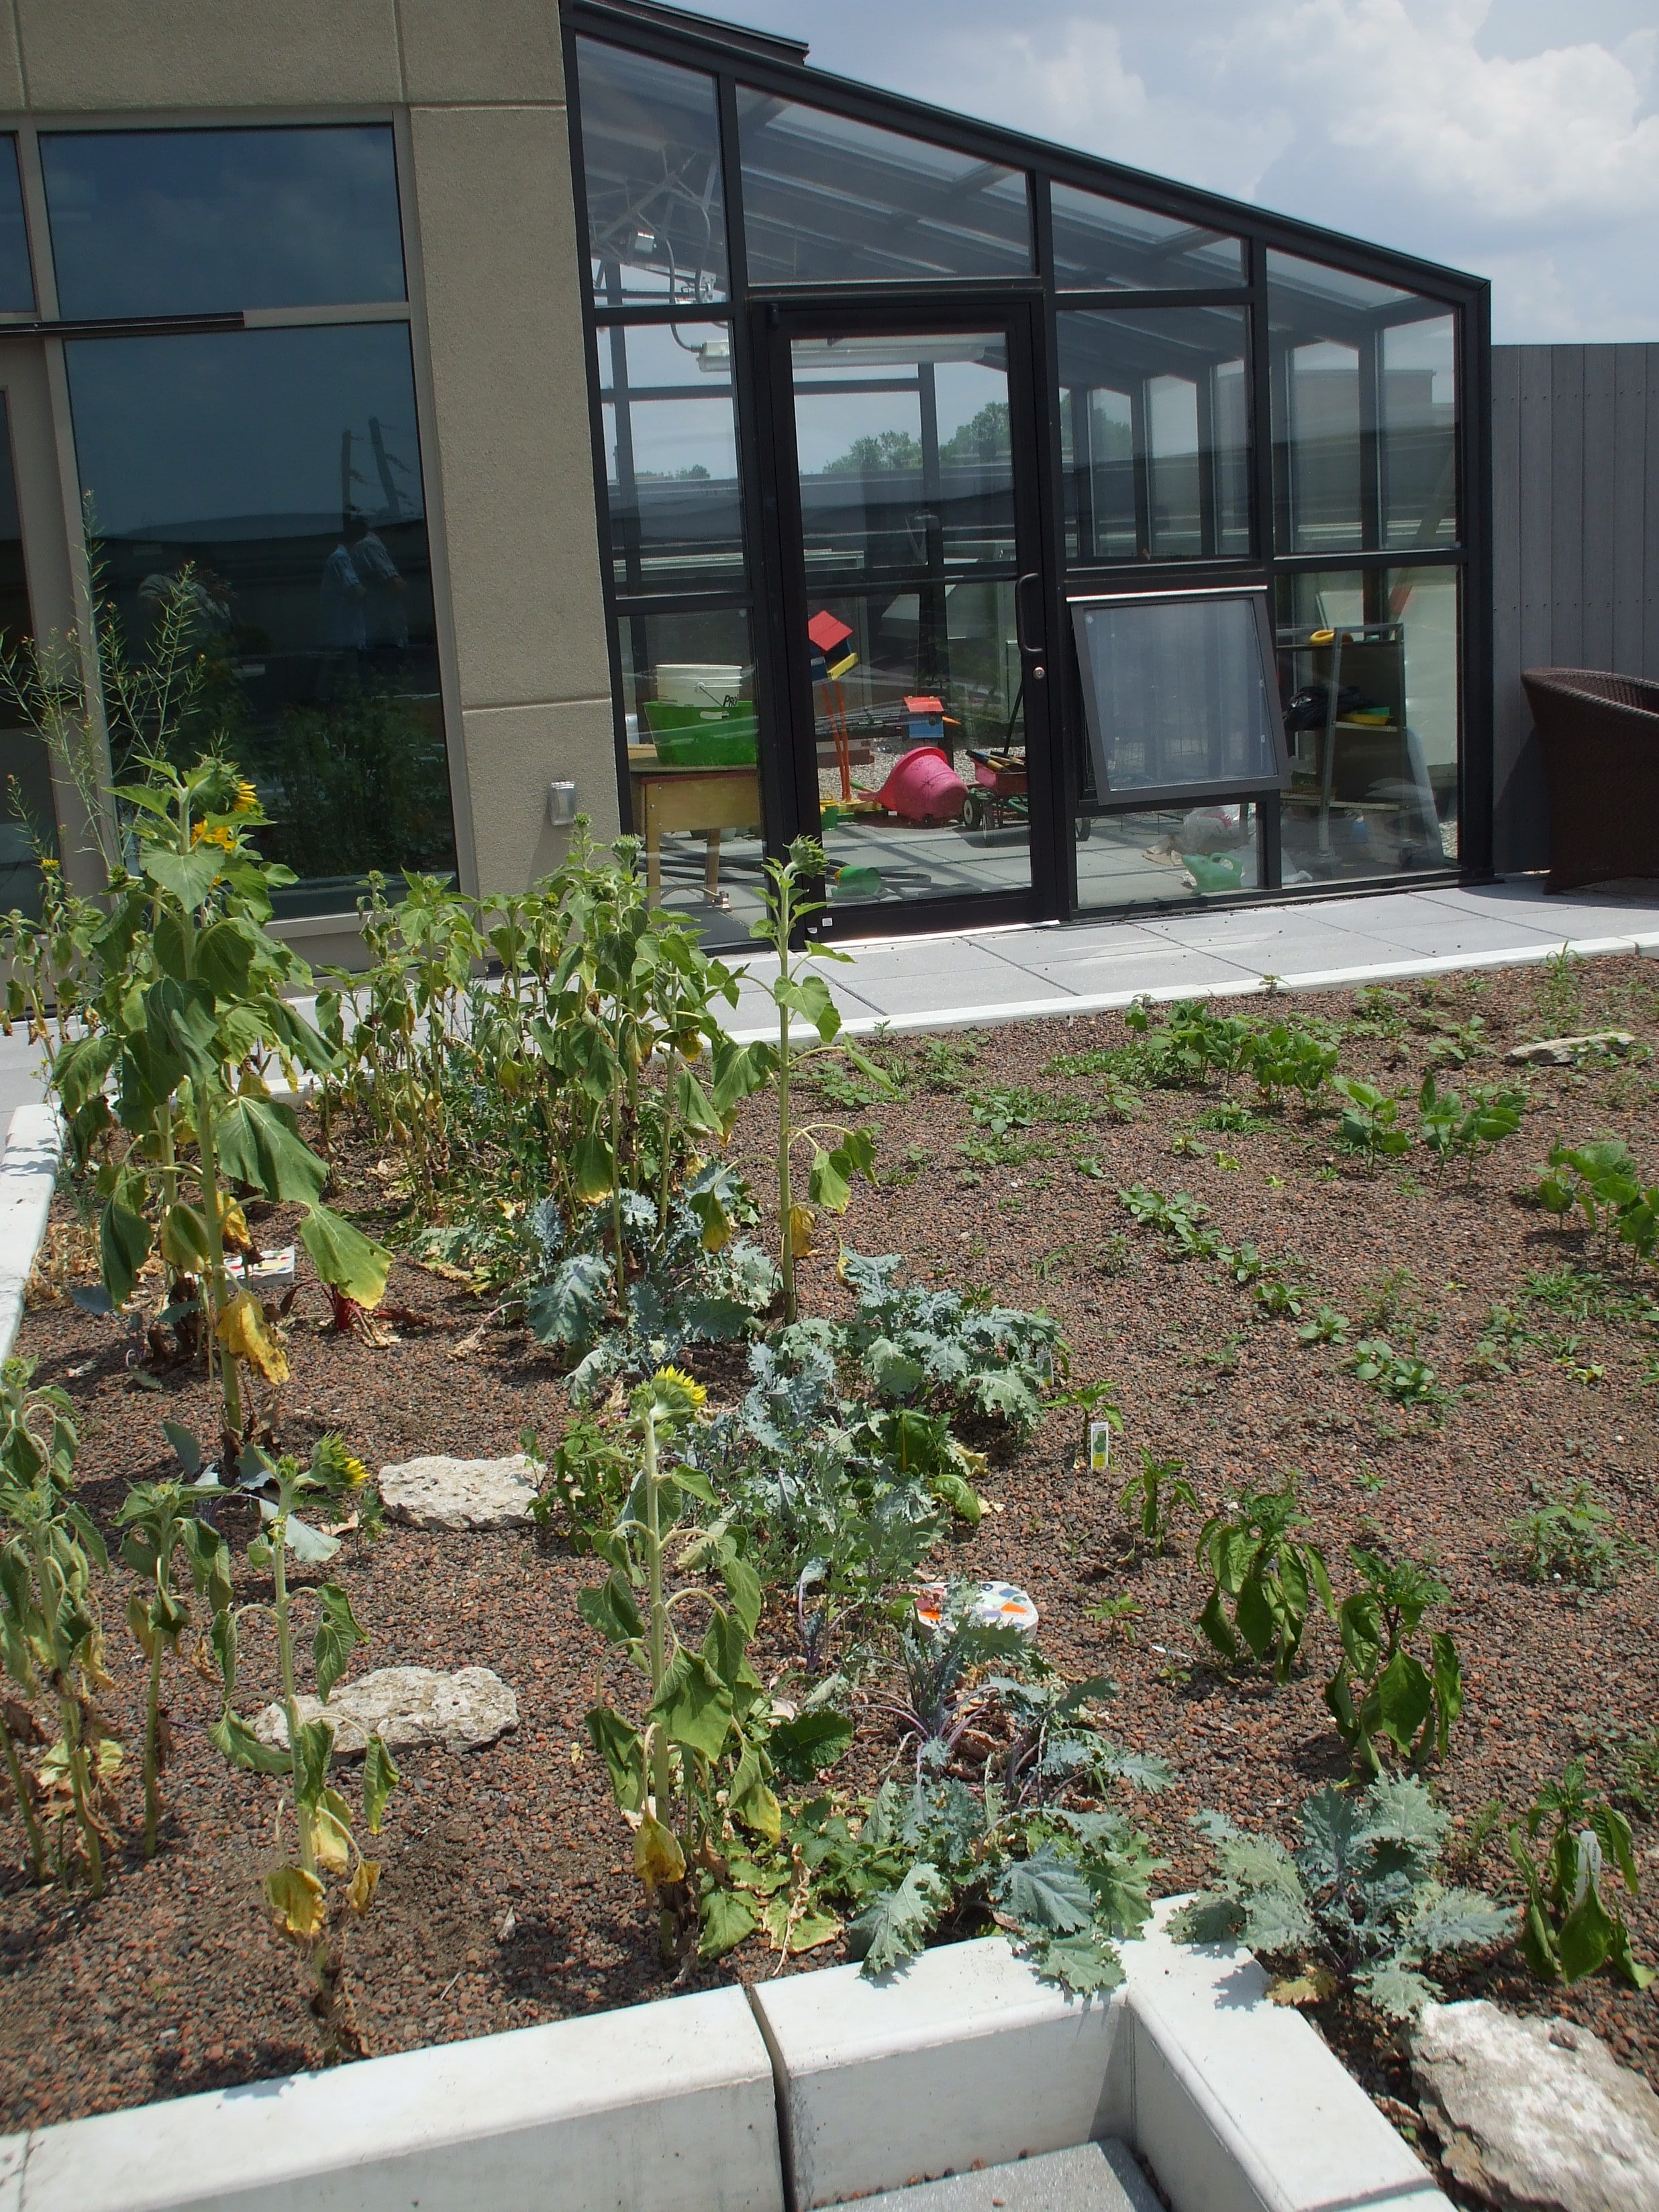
3 950 1658 2179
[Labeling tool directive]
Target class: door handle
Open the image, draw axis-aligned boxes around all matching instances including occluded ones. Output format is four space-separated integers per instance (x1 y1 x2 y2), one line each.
1015 571 1044 656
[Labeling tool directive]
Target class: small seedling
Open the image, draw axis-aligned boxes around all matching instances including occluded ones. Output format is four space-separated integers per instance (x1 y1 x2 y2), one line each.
1086 1592 1142 1641
1117 1449 1197 1556
1324 1548 1462 1774
1508 1477 1631 1589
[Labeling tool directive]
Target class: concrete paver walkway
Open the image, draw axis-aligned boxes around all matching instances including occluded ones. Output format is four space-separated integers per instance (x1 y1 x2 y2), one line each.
721 878 1659 1039
1 878 1654 1116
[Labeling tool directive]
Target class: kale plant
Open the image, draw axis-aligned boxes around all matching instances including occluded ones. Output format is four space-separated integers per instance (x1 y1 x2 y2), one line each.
1171 1777 1511 2017
525 1163 776 1401
836 1249 1064 1441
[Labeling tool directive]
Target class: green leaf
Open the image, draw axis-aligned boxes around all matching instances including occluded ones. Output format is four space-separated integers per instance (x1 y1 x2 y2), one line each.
577 1571 642 1646
1557 1873 1619 1985
568 1132 616 1207
1356 1959 1437 2019
769 1709 854 1782
299 1205 392 1309
698 1887 758 1960
1027 1929 1125 1995
142 844 223 912
1196 1584 1239 1661
99 1189 153 1308
313 1582 367 1703
291 1717 336 1809
994 1846 1093 1936
526 1254 611 1348
195 917 260 1003
719 1552 763 1640
216 1095 328 1203
808 1146 851 1213
1374 1647 1434 1754
587 1705 646 1813
147 976 224 1096
362 1733 399 1835
848 1862 948 1976
650 1649 734 1761
779 971 840 1043
866 1336 925 1399
209 1705 291 1776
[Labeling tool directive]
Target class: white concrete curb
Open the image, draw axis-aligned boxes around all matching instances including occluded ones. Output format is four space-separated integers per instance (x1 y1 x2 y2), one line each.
0 1104 64 1365
0 1923 1452 2212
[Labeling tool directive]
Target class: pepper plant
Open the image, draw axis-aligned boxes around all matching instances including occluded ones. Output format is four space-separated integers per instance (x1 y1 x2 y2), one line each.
206 1434 397 2061
581 1366 797 1966
1195 1478 1332 1682
1323 1547 1462 1774
0 1358 116 1893
1509 1761 1654 1990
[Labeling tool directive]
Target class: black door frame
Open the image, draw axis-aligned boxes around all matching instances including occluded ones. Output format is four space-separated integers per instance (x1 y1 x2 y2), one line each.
748 291 1065 942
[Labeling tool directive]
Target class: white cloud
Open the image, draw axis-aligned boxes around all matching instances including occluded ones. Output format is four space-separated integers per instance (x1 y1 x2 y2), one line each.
710 0 1659 338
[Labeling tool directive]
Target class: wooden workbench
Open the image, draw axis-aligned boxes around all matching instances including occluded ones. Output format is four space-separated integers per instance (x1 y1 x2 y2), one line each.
627 746 761 897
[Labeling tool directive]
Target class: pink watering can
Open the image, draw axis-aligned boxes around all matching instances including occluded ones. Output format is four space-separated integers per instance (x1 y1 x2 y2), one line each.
872 744 967 825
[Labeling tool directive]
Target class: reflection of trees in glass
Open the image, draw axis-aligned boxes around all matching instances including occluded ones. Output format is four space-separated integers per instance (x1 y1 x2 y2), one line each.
822 401 1012 479
249 679 454 883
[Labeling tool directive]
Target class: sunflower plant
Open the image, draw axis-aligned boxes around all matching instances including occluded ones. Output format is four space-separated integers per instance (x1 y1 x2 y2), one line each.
203 1432 397 2062
581 1366 791 1967
38 751 392 1446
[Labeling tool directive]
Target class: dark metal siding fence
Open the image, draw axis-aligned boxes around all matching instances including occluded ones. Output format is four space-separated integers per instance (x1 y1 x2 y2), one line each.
1492 343 1659 872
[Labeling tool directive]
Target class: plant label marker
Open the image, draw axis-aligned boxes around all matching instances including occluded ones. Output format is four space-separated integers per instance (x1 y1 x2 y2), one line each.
1089 1419 1113 1473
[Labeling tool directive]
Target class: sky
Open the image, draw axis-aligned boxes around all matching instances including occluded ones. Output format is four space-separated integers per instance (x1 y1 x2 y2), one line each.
706 0 1659 342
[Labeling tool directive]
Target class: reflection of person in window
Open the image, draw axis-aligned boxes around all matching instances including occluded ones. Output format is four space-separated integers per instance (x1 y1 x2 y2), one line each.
351 518 409 650
320 532 366 651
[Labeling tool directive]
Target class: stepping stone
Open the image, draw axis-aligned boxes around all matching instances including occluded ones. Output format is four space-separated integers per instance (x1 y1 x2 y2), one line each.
1505 1030 1633 1064
378 1452 539 1530
838 2141 1160 2212
253 1665 519 1758
1413 1999 1659 2212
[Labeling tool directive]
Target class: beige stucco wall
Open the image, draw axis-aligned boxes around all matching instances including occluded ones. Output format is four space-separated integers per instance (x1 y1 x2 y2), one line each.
3 0 618 915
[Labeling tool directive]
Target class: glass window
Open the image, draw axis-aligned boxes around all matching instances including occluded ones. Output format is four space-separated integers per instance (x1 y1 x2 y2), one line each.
1070 590 1287 804
1268 250 1458 555
575 39 727 306
41 126 405 318
64 323 455 914
597 319 744 591
0 139 35 313
1274 566 1457 885
0 393 54 916
738 93 1031 284
619 605 763 949
1058 308 1250 563
792 333 1016 579
1382 316 1456 549
1050 183 1242 291
1076 804 1262 909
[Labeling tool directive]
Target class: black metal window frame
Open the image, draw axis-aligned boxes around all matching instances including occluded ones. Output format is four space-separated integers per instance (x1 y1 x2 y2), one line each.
564 0 1493 929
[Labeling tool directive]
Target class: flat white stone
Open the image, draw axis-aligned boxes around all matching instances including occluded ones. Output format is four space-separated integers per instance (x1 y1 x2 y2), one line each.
1413 1999 1659 2212
253 1665 518 1757
1505 1030 1633 1064
378 1452 538 1530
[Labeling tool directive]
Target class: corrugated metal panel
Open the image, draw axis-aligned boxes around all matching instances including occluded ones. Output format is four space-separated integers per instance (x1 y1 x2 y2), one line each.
1492 342 1659 874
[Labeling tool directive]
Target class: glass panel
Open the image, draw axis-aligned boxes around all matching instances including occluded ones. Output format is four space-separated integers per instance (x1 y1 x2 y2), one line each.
1050 183 1242 291
738 93 1031 284
1275 567 1458 885
1382 317 1456 549
620 605 763 950
575 38 727 306
0 393 53 916
42 126 405 317
803 581 1031 909
1072 593 1285 803
64 323 456 915
0 139 35 313
793 333 1016 581
1058 309 1250 562
1076 804 1262 909
1268 250 1459 554
597 319 744 591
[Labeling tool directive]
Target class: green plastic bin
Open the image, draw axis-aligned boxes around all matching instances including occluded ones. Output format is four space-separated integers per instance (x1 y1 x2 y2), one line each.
643 699 758 766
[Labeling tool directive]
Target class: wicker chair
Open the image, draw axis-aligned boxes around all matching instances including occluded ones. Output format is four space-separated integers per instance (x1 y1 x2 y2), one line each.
1521 667 1659 893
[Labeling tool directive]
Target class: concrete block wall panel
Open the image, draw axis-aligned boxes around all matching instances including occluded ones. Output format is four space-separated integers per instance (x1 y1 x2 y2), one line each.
11 1 402 108
395 0 565 105
463 697 617 889
1491 342 1659 875
11 1986 785 2212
